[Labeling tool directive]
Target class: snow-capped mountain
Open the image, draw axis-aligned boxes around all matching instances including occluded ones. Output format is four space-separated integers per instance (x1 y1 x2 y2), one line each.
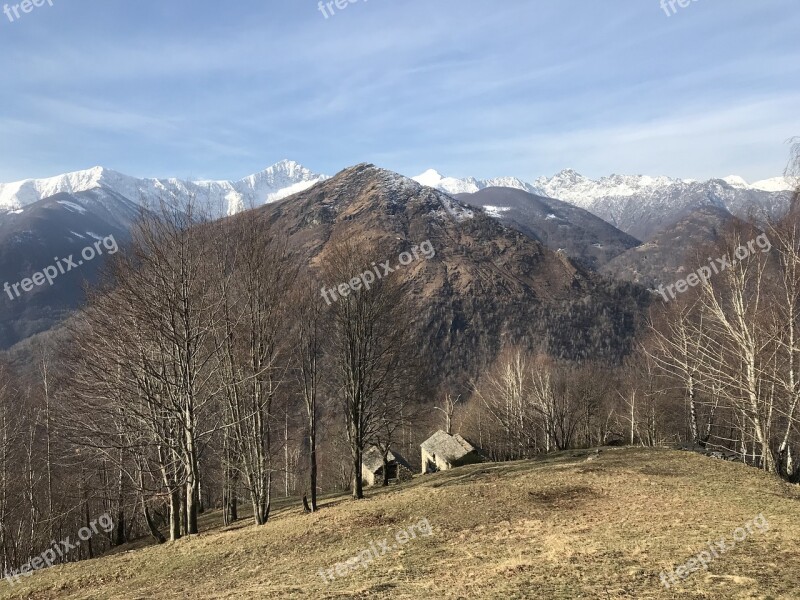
533 170 793 240
531 170 793 206
0 160 328 349
722 175 793 193
415 168 794 241
413 169 539 196
0 160 328 216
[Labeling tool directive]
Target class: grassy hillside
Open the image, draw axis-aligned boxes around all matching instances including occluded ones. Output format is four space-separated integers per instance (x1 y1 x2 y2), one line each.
2 448 798 599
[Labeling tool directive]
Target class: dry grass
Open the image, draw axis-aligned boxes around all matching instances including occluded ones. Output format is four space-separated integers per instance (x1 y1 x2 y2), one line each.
2 448 799 599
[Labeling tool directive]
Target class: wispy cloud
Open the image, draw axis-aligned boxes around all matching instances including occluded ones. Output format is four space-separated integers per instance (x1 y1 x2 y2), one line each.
0 0 797 182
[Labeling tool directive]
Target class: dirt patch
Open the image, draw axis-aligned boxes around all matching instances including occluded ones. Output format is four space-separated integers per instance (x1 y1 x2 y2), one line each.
527 485 598 505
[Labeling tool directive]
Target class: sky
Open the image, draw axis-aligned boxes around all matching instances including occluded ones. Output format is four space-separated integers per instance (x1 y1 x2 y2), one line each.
0 0 798 184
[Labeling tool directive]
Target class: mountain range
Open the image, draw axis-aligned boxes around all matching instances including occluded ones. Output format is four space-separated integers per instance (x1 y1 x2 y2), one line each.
2 161 791 241
414 167 791 197
415 168 793 241
0 159 794 350
0 160 327 217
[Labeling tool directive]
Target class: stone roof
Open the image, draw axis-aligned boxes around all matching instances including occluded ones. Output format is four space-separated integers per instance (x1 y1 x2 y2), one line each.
420 430 476 463
361 446 412 474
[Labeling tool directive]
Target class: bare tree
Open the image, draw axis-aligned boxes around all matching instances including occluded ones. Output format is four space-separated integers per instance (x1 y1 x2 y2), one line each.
213 211 297 525
294 278 325 511
648 303 708 446
434 393 462 435
648 224 792 473
0 360 23 571
322 240 418 500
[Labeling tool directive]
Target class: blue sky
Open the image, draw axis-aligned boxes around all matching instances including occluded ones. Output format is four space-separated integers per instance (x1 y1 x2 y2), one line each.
0 0 798 183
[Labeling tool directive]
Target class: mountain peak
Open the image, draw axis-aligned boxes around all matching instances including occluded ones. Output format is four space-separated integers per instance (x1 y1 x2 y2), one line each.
247 159 320 181
273 158 301 168
413 168 446 187
263 159 306 174
723 175 749 188
0 161 328 214
549 169 589 184
85 165 106 176
413 169 537 196
751 176 794 192
336 163 423 193
310 163 474 223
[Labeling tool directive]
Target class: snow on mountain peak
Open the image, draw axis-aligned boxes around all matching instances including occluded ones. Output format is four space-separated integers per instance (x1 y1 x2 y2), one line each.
553 168 586 182
0 161 328 215
413 169 536 196
723 175 749 188
414 166 792 236
0 165 120 210
414 169 446 187
251 159 317 180
751 176 795 192
235 160 328 208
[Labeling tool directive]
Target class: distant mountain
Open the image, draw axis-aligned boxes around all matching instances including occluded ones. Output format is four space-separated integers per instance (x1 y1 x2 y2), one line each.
601 205 737 288
533 170 792 241
0 160 327 348
0 188 141 347
415 168 793 241
252 164 650 384
0 160 327 217
454 187 640 270
3 158 789 351
414 169 539 196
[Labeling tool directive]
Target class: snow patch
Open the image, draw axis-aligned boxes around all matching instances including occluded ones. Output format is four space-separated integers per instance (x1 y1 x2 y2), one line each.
437 195 473 222
56 200 87 214
483 205 512 218
723 175 749 188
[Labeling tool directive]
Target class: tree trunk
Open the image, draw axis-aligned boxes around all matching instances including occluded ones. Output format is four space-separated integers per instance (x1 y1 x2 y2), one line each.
309 422 318 512
169 488 181 542
352 445 363 500
113 460 126 546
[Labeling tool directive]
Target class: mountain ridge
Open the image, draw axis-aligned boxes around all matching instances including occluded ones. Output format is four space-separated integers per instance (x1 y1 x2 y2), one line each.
3 163 792 230
454 187 640 270
414 168 793 241
0 159 328 216
250 163 648 379
414 167 794 198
